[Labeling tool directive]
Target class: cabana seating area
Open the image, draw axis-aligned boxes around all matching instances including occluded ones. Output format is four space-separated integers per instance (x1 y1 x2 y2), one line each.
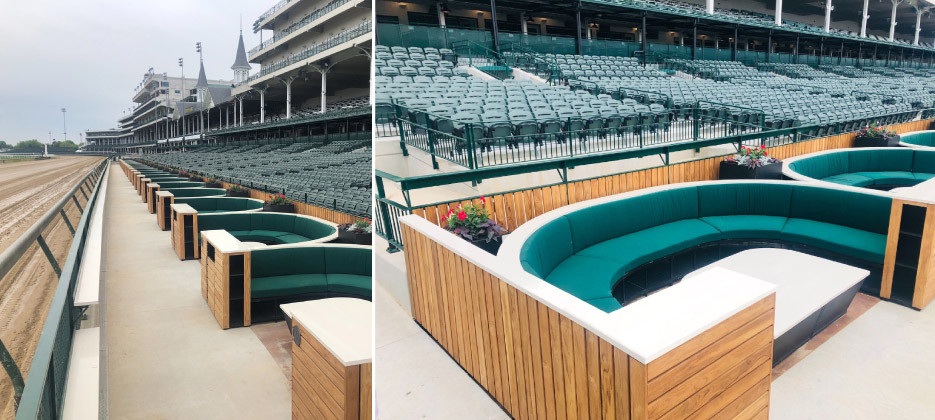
516 181 892 313
201 230 371 328
397 173 935 419
121 160 371 334
783 148 935 189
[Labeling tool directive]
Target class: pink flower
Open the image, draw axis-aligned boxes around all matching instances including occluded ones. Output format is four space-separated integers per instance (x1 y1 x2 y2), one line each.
480 196 486 204
458 211 466 221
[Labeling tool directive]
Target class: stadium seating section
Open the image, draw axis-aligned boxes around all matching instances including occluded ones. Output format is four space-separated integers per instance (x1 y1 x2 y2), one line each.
144 132 371 218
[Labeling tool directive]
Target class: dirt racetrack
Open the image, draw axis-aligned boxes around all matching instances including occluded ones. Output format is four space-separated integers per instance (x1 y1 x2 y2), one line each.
0 155 104 418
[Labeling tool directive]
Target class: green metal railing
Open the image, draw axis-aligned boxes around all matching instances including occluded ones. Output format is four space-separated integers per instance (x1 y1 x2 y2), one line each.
375 107 928 251
450 40 512 79
0 160 107 419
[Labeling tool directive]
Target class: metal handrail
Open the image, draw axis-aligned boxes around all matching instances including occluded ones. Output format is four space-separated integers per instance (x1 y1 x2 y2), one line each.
0 158 107 414
15 161 108 420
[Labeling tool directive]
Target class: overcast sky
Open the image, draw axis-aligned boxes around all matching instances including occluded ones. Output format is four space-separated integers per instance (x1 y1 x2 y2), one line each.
0 0 270 144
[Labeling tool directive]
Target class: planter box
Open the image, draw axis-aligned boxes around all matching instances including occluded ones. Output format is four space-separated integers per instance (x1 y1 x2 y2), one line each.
338 228 373 245
189 176 203 182
854 133 900 148
226 190 250 198
263 203 295 213
471 236 503 255
718 161 783 180
204 182 223 188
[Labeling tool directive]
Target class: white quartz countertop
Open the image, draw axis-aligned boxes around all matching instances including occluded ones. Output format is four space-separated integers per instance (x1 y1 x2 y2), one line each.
608 266 777 363
169 203 195 213
891 177 935 205
284 298 372 366
685 248 868 337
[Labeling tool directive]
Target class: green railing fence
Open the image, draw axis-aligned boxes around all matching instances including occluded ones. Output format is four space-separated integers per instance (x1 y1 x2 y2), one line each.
0 160 108 419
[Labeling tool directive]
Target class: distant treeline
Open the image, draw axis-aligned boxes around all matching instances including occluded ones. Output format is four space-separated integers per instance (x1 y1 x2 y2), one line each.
0 139 80 150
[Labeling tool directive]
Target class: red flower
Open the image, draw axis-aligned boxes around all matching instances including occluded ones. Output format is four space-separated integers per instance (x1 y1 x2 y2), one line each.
457 211 466 221
760 145 765 149
480 196 486 204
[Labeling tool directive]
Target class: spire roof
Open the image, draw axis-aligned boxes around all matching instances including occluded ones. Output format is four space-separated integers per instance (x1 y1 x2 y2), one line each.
231 31 251 70
195 60 208 89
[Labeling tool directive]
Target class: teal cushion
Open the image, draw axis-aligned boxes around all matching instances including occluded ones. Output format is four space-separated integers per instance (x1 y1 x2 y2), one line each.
914 173 935 181
852 171 920 186
325 247 372 277
578 219 721 273
520 216 573 279
251 274 327 299
789 153 850 179
251 213 295 232
789 185 891 234
847 149 913 172
251 247 325 277
585 297 622 313
566 188 699 253
544 255 628 301
903 132 935 147
699 215 788 239
276 234 311 244
822 173 874 187
326 274 372 297
697 183 793 217
912 150 935 173
294 217 336 240
247 230 286 240
780 218 887 263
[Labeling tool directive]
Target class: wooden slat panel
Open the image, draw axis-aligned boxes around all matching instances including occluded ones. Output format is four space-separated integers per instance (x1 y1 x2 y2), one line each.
292 322 370 420
401 227 777 420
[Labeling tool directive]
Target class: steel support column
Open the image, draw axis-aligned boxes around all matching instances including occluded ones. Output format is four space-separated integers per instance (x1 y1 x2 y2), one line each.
489 0 500 52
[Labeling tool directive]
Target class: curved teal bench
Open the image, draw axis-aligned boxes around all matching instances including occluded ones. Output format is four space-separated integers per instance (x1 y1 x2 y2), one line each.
516 182 892 313
162 187 226 198
197 212 337 246
899 130 935 149
251 245 372 301
174 197 264 214
152 181 205 189
783 148 935 189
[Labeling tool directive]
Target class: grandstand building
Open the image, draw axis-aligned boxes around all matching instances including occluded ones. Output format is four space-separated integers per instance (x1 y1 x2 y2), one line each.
374 0 935 418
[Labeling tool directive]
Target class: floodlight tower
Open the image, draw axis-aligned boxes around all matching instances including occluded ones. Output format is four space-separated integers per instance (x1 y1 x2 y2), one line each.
61 108 66 144
179 57 185 141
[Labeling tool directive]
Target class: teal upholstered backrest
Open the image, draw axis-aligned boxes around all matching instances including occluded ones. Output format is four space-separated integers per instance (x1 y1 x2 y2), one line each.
295 216 337 240
912 150 935 173
324 247 372 277
175 197 218 211
197 212 253 232
787 153 849 179
250 212 297 232
251 247 325 278
902 132 935 147
697 183 793 217
565 188 699 253
789 185 892 234
157 181 206 189
847 149 914 173
520 216 574 279
165 188 226 197
215 199 245 211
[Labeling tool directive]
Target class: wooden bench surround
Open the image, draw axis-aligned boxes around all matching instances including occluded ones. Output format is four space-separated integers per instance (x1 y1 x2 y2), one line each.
200 230 370 329
882 179 935 309
171 210 338 261
170 203 199 260
401 216 777 420
283 299 372 420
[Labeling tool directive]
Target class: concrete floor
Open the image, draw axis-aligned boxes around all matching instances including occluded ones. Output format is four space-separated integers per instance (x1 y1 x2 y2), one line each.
375 281 509 420
102 163 292 420
770 300 935 420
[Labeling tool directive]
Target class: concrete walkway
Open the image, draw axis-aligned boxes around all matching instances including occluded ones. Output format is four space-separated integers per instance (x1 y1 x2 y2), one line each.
375 281 508 419
102 163 291 420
